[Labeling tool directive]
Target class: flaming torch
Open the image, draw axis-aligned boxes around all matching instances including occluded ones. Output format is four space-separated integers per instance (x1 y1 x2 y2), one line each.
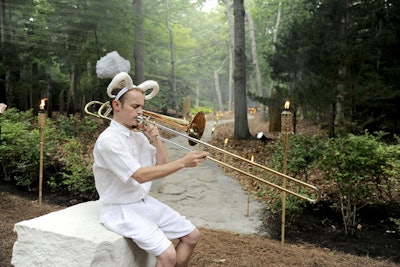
223 138 229 172
281 100 293 245
38 98 47 207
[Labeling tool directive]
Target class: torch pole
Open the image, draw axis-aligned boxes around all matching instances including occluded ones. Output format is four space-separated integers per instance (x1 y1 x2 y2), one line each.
38 108 47 207
281 103 293 245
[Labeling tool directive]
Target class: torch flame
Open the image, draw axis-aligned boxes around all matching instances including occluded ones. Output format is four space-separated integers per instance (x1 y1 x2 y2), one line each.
39 98 48 110
284 100 290 110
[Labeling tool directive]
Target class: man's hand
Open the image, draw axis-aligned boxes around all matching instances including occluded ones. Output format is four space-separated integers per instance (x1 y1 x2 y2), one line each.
143 124 161 142
182 151 208 167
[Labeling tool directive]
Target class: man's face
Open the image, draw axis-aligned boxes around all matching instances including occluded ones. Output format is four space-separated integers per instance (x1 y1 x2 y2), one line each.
113 89 144 129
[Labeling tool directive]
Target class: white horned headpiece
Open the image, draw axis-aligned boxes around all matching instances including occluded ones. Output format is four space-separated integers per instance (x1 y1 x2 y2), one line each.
107 72 159 101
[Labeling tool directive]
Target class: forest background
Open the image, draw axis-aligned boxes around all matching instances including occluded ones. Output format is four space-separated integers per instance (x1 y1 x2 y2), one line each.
0 0 400 264
1 0 398 137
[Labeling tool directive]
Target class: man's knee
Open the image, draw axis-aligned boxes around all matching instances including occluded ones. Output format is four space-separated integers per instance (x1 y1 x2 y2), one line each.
157 245 176 266
183 228 200 246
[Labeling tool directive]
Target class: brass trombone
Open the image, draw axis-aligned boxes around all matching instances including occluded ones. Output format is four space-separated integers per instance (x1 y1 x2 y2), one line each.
84 101 205 144
84 100 320 203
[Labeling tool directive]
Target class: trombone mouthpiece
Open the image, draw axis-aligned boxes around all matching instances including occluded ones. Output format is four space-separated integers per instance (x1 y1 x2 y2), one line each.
136 115 143 122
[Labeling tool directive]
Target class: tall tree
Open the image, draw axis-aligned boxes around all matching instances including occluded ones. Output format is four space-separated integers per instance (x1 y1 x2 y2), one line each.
214 57 228 111
267 0 283 132
223 0 234 112
270 0 400 136
133 0 145 84
233 0 250 139
165 0 178 112
245 2 266 122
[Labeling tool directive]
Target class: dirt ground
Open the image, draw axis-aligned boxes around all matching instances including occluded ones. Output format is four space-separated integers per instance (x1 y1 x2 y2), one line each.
0 189 398 267
1 112 399 266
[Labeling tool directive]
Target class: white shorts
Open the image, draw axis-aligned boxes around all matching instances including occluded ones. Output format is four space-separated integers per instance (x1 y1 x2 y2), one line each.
99 196 196 256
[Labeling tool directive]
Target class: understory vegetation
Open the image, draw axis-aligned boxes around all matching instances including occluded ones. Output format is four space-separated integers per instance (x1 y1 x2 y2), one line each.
1 109 399 236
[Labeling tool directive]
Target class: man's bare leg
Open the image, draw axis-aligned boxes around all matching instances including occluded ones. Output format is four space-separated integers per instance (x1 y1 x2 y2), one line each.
175 228 200 267
156 245 176 267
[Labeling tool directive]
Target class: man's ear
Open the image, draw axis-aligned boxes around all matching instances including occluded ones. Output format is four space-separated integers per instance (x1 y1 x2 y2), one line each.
112 100 121 111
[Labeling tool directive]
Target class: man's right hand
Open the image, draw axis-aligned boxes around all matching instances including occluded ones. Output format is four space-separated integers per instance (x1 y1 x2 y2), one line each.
182 151 208 167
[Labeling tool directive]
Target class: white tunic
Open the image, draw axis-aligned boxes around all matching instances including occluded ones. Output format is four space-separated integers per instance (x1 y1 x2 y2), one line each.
92 120 195 256
93 120 155 204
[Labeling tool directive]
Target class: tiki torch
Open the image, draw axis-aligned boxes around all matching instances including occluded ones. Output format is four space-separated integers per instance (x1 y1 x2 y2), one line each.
223 138 229 172
246 155 255 217
281 100 293 245
38 98 47 207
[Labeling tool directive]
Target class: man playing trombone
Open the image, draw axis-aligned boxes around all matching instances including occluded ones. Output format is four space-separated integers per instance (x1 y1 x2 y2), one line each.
92 72 208 267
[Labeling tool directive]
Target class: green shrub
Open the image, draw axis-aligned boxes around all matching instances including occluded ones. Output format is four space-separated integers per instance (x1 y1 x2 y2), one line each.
0 109 101 200
269 133 324 181
56 139 96 199
319 132 399 235
375 137 400 203
266 133 324 223
0 109 41 187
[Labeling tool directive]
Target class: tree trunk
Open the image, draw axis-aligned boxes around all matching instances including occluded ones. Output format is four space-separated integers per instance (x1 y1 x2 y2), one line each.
214 57 228 112
268 88 282 132
233 0 250 140
195 80 199 107
166 0 178 111
0 0 6 44
245 7 266 122
224 0 234 112
213 70 223 111
133 0 145 84
329 101 336 138
59 90 65 114
31 63 40 114
67 65 77 115
268 1 282 132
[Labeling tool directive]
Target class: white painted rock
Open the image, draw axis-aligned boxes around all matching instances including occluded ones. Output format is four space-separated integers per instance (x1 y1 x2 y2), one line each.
12 201 156 267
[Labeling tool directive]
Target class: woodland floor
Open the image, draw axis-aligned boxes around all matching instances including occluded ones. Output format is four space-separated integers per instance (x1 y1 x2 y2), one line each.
1 112 399 266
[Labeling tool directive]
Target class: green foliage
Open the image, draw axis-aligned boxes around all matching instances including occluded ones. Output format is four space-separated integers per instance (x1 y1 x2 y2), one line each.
268 0 400 136
269 189 307 224
266 133 325 223
190 105 213 115
0 109 41 187
269 133 325 180
56 139 96 200
2 0 233 117
55 114 100 154
265 131 399 231
0 109 100 200
319 132 400 234
390 217 400 233
376 137 400 203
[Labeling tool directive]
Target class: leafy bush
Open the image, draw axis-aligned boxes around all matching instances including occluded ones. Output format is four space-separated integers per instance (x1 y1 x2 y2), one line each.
269 133 325 181
319 132 399 235
47 114 100 199
0 109 42 187
266 133 325 223
54 139 96 199
0 109 101 200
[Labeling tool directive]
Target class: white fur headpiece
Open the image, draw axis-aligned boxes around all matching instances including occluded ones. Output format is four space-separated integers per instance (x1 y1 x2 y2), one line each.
106 72 159 101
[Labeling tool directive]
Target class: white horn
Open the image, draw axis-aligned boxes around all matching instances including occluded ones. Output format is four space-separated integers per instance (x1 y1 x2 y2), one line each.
137 80 159 100
106 72 134 99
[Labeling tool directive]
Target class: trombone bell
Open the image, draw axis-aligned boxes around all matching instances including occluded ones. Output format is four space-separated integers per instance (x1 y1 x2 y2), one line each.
188 111 206 145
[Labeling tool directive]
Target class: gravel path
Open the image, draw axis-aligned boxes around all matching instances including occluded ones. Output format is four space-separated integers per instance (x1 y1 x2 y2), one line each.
150 118 267 235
